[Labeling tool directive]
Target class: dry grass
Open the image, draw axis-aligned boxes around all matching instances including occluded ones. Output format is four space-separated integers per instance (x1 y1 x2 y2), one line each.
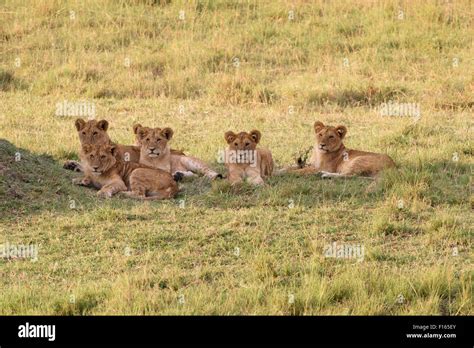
0 0 472 314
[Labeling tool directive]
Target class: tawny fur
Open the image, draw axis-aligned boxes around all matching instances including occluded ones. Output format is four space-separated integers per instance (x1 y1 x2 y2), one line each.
64 118 184 172
290 121 395 178
224 130 274 185
64 118 141 172
133 124 220 179
73 144 178 199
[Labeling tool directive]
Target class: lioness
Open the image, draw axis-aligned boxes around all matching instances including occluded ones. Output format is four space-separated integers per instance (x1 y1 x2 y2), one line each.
73 143 178 199
292 121 395 178
133 124 221 180
223 130 273 185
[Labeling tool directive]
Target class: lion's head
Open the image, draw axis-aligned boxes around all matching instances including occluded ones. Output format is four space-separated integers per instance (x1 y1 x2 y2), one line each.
224 130 261 165
75 118 111 146
82 144 118 175
133 124 173 158
224 130 261 151
313 121 347 153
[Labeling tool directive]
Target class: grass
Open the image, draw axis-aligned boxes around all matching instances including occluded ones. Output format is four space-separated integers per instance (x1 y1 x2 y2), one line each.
0 0 472 315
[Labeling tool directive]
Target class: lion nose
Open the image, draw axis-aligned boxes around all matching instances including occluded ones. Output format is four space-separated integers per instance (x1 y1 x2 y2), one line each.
149 147 155 151
320 143 326 147
93 166 99 170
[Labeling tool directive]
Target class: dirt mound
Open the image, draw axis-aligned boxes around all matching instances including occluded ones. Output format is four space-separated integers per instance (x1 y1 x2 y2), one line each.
0 139 78 216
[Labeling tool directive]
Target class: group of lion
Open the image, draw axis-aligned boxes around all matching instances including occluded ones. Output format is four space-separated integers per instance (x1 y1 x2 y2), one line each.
64 118 395 200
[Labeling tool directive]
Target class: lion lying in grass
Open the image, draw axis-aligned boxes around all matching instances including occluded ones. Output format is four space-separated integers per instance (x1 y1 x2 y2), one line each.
133 124 221 180
223 130 273 185
64 118 183 173
63 118 140 172
290 121 395 178
73 143 178 199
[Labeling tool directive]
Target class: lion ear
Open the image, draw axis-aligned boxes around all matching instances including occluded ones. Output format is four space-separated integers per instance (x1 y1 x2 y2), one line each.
161 127 173 140
97 119 109 131
75 118 86 131
133 124 142 135
136 127 148 140
335 125 347 139
224 131 237 144
249 129 261 144
314 121 325 133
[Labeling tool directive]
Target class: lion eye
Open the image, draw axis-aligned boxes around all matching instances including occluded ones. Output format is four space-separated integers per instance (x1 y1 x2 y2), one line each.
234 142 238 146
90 154 94 158
245 142 250 146
82 131 86 135
93 131 98 136
146 138 150 141
329 135 335 139
100 155 106 159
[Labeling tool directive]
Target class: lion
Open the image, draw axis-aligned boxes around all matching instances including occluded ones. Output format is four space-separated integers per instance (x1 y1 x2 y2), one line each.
63 118 140 172
223 130 273 185
73 143 178 200
290 121 395 178
133 124 221 180
64 118 184 173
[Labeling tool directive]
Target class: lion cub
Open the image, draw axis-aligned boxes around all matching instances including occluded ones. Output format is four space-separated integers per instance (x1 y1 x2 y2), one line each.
133 124 221 180
73 144 178 200
223 130 273 185
64 118 141 172
294 121 395 178
65 118 184 173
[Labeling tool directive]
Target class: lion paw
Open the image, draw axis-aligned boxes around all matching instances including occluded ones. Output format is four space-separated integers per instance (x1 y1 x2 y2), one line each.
173 172 184 182
320 171 333 179
72 177 91 186
97 189 113 198
64 160 82 172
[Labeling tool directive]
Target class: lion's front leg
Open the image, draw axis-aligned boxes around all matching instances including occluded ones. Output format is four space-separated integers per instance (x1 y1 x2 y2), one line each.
227 166 244 185
97 180 127 198
174 170 195 178
248 175 265 186
320 171 347 178
179 155 221 179
245 166 265 186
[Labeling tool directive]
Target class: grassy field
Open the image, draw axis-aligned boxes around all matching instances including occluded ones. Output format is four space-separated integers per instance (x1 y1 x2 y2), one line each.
0 0 472 315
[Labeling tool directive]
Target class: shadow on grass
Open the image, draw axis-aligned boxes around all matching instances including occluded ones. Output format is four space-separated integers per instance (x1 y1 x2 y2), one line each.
202 171 382 209
0 139 83 219
200 158 471 209
0 139 184 221
1 138 469 218
0 70 28 92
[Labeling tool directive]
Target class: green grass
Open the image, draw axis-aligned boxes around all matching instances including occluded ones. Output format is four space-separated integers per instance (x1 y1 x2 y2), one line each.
0 0 472 315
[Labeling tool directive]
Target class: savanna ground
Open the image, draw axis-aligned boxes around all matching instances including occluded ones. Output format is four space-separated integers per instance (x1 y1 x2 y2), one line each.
0 0 472 315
